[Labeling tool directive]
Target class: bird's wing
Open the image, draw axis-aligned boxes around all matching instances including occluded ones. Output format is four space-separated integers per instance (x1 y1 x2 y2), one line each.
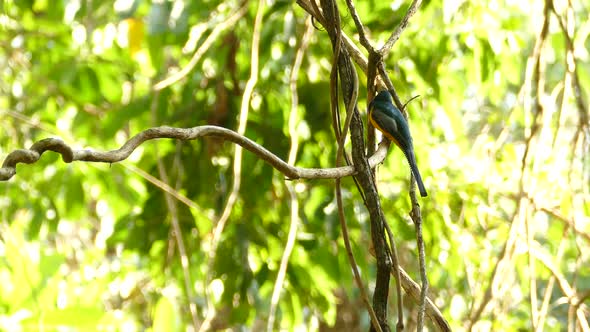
371 107 412 151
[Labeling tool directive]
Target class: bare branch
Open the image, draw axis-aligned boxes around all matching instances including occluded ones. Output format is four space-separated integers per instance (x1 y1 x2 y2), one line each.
411 198 429 332
529 242 590 330
384 220 404 331
1 125 390 182
398 266 452 331
297 0 386 88
379 0 423 58
343 0 374 52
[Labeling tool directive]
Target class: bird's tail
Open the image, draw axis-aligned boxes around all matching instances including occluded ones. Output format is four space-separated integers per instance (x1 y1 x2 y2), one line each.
405 150 428 197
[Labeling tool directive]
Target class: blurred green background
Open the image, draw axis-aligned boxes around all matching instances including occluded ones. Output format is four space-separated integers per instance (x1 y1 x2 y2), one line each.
1 0 589 331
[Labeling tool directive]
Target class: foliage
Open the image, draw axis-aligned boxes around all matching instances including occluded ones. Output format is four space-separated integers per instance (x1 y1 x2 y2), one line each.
1 0 589 330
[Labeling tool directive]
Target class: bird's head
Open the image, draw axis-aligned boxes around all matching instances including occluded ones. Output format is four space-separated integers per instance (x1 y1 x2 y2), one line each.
369 90 393 110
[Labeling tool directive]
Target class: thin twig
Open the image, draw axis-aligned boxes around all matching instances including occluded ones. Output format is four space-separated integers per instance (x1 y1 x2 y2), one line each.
411 199 428 332
266 18 314 332
397 266 452 331
384 221 404 332
202 1 265 328
466 209 520 331
156 148 199 330
296 0 386 88
379 0 422 58
328 0 342 144
524 202 538 330
335 31 356 154
211 0 263 257
548 0 589 172
2 110 62 138
123 164 204 213
528 242 590 330
520 0 550 181
150 90 200 330
153 2 249 91
343 0 374 52
366 53 380 156
535 226 568 332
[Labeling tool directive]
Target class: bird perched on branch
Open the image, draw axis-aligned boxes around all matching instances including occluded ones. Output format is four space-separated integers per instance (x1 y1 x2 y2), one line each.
369 90 428 197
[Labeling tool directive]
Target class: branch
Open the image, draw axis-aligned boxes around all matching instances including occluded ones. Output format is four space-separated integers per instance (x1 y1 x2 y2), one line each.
398 266 452 331
343 0 374 52
1 125 390 181
379 0 422 58
297 0 386 87
466 209 519 330
535 225 568 331
411 195 428 332
384 220 404 331
529 242 590 329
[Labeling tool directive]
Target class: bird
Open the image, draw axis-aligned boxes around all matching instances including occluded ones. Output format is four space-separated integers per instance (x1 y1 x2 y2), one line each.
368 90 428 197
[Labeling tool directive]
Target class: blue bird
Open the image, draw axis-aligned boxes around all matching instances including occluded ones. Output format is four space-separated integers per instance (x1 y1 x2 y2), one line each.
369 91 428 197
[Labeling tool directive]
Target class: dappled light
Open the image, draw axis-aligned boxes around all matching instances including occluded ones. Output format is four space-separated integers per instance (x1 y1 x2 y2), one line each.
1 0 588 331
